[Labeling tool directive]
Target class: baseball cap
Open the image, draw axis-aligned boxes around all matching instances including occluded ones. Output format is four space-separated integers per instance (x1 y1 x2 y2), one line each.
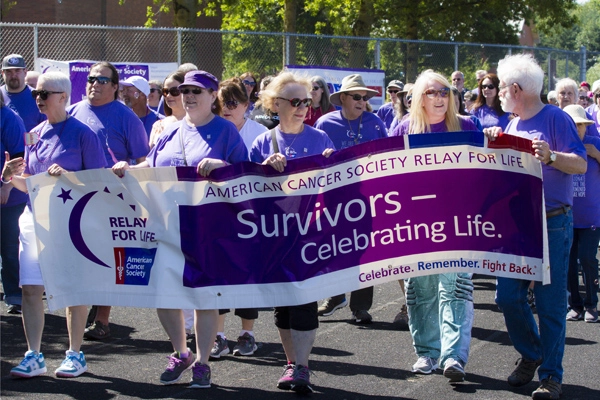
119 76 150 96
2 54 26 70
179 70 219 91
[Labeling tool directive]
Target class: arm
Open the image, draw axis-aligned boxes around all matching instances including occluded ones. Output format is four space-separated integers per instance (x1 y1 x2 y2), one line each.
2 152 29 193
112 160 150 177
533 138 587 175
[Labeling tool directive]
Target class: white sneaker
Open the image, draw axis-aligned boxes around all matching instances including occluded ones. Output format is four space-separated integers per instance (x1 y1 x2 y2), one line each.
55 350 88 378
412 356 438 374
443 357 465 383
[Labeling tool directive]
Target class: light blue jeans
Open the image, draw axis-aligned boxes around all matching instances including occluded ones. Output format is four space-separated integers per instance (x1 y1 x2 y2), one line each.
406 272 474 369
496 210 572 384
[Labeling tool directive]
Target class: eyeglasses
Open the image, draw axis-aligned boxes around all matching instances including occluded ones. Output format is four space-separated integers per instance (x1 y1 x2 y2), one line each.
312 86 322 91
276 97 312 107
481 84 496 90
406 95 413 103
31 90 63 100
162 87 181 97
424 88 450 99
346 94 370 101
388 89 400 94
181 87 204 95
224 100 239 110
579 96 588 100
242 80 256 86
149 88 161 94
87 76 112 85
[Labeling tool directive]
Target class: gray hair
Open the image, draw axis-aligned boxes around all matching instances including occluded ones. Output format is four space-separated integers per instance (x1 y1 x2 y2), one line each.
496 54 543 97
547 90 557 101
555 78 578 96
38 71 71 97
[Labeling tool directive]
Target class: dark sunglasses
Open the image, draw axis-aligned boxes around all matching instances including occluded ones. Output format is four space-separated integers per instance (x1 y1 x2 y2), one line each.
224 100 239 110
388 89 400 94
579 95 588 100
347 94 370 101
277 97 312 107
312 86 322 91
162 87 181 97
31 90 63 100
242 80 256 86
149 88 161 94
181 87 204 95
481 84 496 90
87 75 112 85
424 88 450 99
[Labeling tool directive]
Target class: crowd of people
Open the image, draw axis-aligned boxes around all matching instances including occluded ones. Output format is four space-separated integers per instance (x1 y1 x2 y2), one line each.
1 52 599 399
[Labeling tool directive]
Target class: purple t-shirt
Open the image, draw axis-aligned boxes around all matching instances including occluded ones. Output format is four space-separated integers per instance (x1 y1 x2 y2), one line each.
67 100 149 166
505 105 586 211
141 106 165 138
1 106 28 207
147 116 248 167
471 104 510 130
390 116 478 137
376 102 396 130
1 85 46 131
572 135 600 228
314 110 386 150
250 124 335 163
586 103 599 130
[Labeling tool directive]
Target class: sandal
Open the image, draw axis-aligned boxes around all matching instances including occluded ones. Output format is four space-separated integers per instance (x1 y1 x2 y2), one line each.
84 320 111 340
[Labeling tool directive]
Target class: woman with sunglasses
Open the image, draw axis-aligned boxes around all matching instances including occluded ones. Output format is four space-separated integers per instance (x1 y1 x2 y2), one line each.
148 70 186 148
389 70 476 384
4 71 106 379
304 76 335 127
250 71 334 394
112 70 248 389
389 83 414 133
470 73 510 130
147 79 163 113
240 72 258 117
377 80 404 130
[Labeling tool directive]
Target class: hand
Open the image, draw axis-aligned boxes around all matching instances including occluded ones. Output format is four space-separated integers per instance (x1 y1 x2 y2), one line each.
482 127 502 141
112 161 130 178
197 158 228 177
47 163 67 176
532 137 552 164
263 153 287 173
1 184 12 204
2 151 26 181
322 148 334 158
584 143 600 160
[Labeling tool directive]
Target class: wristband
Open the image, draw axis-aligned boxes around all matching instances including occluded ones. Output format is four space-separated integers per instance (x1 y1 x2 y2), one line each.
1 175 12 184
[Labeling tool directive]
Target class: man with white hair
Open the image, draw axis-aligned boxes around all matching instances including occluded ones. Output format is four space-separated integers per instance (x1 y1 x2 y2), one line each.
472 69 487 95
451 71 467 94
547 91 558 106
120 75 164 137
484 54 587 400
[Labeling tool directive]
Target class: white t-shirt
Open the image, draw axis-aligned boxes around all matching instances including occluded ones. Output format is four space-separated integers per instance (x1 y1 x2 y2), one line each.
239 118 268 155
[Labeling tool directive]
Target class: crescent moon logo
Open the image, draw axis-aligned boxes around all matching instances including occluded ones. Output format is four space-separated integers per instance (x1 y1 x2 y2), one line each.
68 191 110 268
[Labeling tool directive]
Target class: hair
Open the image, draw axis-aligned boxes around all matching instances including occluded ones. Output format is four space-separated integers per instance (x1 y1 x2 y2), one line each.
547 90 557 102
218 77 249 108
555 78 578 98
463 91 477 102
451 71 464 79
259 71 311 113
90 61 119 100
451 86 469 116
394 82 412 120
311 75 332 112
472 73 504 116
254 75 275 114
408 70 460 134
240 72 259 102
496 54 543 97
149 79 162 91
162 70 186 117
178 63 198 73
39 71 72 98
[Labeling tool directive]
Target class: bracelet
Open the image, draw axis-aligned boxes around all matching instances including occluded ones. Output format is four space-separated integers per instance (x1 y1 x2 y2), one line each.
1 175 12 184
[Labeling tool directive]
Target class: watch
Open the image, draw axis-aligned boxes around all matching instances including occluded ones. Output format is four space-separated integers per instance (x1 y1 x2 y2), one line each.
547 151 557 165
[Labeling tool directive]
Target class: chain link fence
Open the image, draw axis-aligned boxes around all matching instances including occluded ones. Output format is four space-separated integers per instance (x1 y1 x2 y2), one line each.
1 22 599 91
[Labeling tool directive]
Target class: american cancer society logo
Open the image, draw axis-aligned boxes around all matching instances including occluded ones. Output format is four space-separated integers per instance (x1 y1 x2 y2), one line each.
114 247 157 285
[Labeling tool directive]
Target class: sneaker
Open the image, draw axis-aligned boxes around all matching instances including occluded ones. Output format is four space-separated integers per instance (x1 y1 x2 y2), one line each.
84 320 111 340
393 304 409 331
55 350 88 378
291 364 314 394
507 358 542 387
10 351 47 378
188 362 211 389
159 349 194 384
317 296 347 316
233 332 257 356
532 378 562 399
7 304 22 314
209 335 229 359
584 308 598 323
412 356 438 374
352 309 372 324
443 358 466 383
566 308 583 321
277 362 296 390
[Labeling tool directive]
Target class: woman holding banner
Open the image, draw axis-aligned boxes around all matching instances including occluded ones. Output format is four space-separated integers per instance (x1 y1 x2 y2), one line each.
250 71 334 394
3 71 107 379
112 70 248 389
390 70 477 383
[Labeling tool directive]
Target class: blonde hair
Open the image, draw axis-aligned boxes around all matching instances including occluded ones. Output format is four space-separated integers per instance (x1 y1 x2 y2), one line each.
259 71 311 113
408 70 460 134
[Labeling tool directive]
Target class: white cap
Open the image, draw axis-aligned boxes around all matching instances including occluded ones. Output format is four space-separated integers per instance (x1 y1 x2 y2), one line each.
119 76 150 96
592 80 600 94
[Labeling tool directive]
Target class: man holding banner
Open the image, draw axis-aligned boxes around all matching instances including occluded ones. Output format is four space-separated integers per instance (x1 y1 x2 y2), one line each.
485 54 587 400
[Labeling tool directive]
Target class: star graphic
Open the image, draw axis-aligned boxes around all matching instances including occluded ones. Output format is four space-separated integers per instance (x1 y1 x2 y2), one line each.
57 188 73 204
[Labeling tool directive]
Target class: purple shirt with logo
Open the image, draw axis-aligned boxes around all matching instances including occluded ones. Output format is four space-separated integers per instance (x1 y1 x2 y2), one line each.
572 135 600 228
250 124 335 162
314 110 386 150
471 104 510 130
375 102 396 130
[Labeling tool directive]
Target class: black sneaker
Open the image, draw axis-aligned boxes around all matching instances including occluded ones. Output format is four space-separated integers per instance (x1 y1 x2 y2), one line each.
317 296 347 316
507 358 542 387
532 378 562 399
7 304 22 314
352 309 372 324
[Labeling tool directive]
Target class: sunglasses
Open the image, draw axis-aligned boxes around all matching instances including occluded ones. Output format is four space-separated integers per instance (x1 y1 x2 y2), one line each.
579 96 588 100
388 89 400 94
181 88 204 95
87 75 112 85
312 86 322 91
149 88 161 94
242 80 256 86
31 90 63 100
224 100 239 110
424 88 450 99
347 94 370 101
277 97 312 107
162 87 181 97
481 84 496 90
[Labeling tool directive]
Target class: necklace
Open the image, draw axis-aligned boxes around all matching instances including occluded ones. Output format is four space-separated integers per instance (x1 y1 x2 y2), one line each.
278 126 302 157
345 112 363 144
34 116 69 165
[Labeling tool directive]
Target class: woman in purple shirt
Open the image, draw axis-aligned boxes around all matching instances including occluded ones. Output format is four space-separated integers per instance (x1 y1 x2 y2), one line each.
470 73 510 130
2 72 106 379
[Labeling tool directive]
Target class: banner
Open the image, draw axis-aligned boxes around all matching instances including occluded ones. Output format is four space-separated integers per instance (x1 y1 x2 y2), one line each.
27 132 548 311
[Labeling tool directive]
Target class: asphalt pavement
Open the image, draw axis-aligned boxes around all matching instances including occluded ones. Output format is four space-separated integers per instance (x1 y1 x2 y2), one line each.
1 276 599 400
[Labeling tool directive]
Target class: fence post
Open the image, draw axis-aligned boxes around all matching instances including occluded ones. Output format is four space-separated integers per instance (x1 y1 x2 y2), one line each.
177 29 182 66
547 53 552 93
284 34 290 67
580 45 587 83
33 25 39 62
565 54 569 78
454 44 458 71
375 40 381 70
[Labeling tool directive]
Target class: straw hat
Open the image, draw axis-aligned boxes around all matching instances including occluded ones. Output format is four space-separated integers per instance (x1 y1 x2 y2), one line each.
563 104 594 125
330 74 379 106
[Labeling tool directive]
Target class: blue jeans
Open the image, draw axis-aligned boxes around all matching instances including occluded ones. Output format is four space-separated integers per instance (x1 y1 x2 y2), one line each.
568 227 600 309
496 210 572 384
1 203 26 305
406 272 474 368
